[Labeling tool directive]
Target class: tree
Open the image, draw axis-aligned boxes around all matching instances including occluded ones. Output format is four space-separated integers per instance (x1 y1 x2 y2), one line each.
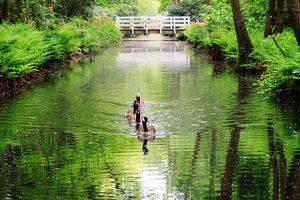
204 0 210 5
0 0 9 23
275 0 285 33
264 0 276 38
167 0 202 20
264 0 285 38
288 0 300 45
229 0 253 61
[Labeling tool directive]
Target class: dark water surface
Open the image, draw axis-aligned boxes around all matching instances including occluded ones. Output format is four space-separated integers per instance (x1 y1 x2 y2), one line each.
0 41 299 199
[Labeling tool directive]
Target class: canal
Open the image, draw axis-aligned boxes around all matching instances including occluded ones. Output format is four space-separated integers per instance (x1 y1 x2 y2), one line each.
0 41 299 199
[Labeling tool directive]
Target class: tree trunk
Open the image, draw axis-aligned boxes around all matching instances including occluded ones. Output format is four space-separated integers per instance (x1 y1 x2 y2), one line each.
264 0 276 37
204 0 210 5
288 0 300 45
230 0 253 61
47 0 54 12
2 0 8 20
0 6 3 24
274 0 285 33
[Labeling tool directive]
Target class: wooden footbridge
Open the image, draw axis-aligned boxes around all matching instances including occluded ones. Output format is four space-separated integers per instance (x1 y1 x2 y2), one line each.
116 16 190 35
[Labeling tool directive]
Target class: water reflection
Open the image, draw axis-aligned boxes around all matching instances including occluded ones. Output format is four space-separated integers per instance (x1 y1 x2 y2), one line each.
137 135 156 155
0 42 299 199
117 41 190 69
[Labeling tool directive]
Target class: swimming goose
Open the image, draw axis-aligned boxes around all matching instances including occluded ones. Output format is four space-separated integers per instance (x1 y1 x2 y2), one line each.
137 116 156 135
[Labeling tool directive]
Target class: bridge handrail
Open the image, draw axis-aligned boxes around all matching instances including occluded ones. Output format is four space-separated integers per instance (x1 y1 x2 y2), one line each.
115 16 190 34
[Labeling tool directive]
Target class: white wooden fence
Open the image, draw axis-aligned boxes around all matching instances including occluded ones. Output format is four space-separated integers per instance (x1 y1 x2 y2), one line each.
116 16 190 34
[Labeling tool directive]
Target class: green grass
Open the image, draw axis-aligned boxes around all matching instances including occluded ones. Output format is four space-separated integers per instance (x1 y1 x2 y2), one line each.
0 19 121 79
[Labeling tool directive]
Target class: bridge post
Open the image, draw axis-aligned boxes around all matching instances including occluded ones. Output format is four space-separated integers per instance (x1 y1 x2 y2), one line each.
173 17 176 34
145 17 148 35
159 17 162 34
131 17 134 34
116 18 120 28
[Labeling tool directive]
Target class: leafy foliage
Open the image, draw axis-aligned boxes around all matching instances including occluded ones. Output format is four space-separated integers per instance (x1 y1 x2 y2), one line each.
158 0 171 13
0 0 97 27
0 23 53 78
184 24 211 47
252 31 300 95
115 3 139 16
167 0 203 20
0 19 121 79
95 0 138 16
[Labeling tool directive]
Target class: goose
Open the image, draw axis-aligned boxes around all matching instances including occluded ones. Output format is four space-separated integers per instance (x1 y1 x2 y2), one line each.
125 107 143 126
137 116 156 135
136 92 145 108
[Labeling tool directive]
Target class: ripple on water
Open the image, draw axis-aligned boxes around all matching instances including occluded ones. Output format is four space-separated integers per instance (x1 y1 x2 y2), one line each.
0 42 299 200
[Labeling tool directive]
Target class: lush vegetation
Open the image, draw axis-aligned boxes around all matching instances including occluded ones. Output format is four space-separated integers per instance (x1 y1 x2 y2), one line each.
159 0 300 99
95 0 139 17
0 19 121 79
0 0 122 80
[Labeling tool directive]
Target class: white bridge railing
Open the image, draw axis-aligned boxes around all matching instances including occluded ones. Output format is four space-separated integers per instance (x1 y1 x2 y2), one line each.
116 16 190 34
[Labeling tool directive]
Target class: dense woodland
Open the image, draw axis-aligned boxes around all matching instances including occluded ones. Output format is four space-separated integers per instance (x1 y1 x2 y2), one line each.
0 0 300 99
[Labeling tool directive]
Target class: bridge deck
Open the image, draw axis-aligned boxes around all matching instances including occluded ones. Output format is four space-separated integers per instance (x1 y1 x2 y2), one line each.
116 16 190 35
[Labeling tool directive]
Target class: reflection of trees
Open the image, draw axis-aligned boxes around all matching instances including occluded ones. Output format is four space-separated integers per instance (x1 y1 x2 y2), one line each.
186 132 202 195
0 144 21 199
169 72 180 101
236 158 269 199
286 151 300 200
220 76 252 199
267 119 287 200
267 118 300 200
220 124 242 199
209 128 217 198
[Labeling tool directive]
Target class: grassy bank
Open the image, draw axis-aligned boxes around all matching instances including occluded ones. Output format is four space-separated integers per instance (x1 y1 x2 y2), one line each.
0 18 121 79
184 24 300 99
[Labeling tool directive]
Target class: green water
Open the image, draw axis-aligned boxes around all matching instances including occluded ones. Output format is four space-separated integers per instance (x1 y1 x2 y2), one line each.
0 41 299 199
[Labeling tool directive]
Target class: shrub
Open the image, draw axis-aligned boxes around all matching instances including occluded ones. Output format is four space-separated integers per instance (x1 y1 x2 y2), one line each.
115 3 139 16
184 24 211 47
0 23 53 78
253 30 300 95
167 0 202 20
0 19 121 79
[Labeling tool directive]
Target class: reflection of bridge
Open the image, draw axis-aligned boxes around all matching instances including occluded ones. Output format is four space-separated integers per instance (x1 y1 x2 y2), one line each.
116 41 190 69
116 16 190 35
